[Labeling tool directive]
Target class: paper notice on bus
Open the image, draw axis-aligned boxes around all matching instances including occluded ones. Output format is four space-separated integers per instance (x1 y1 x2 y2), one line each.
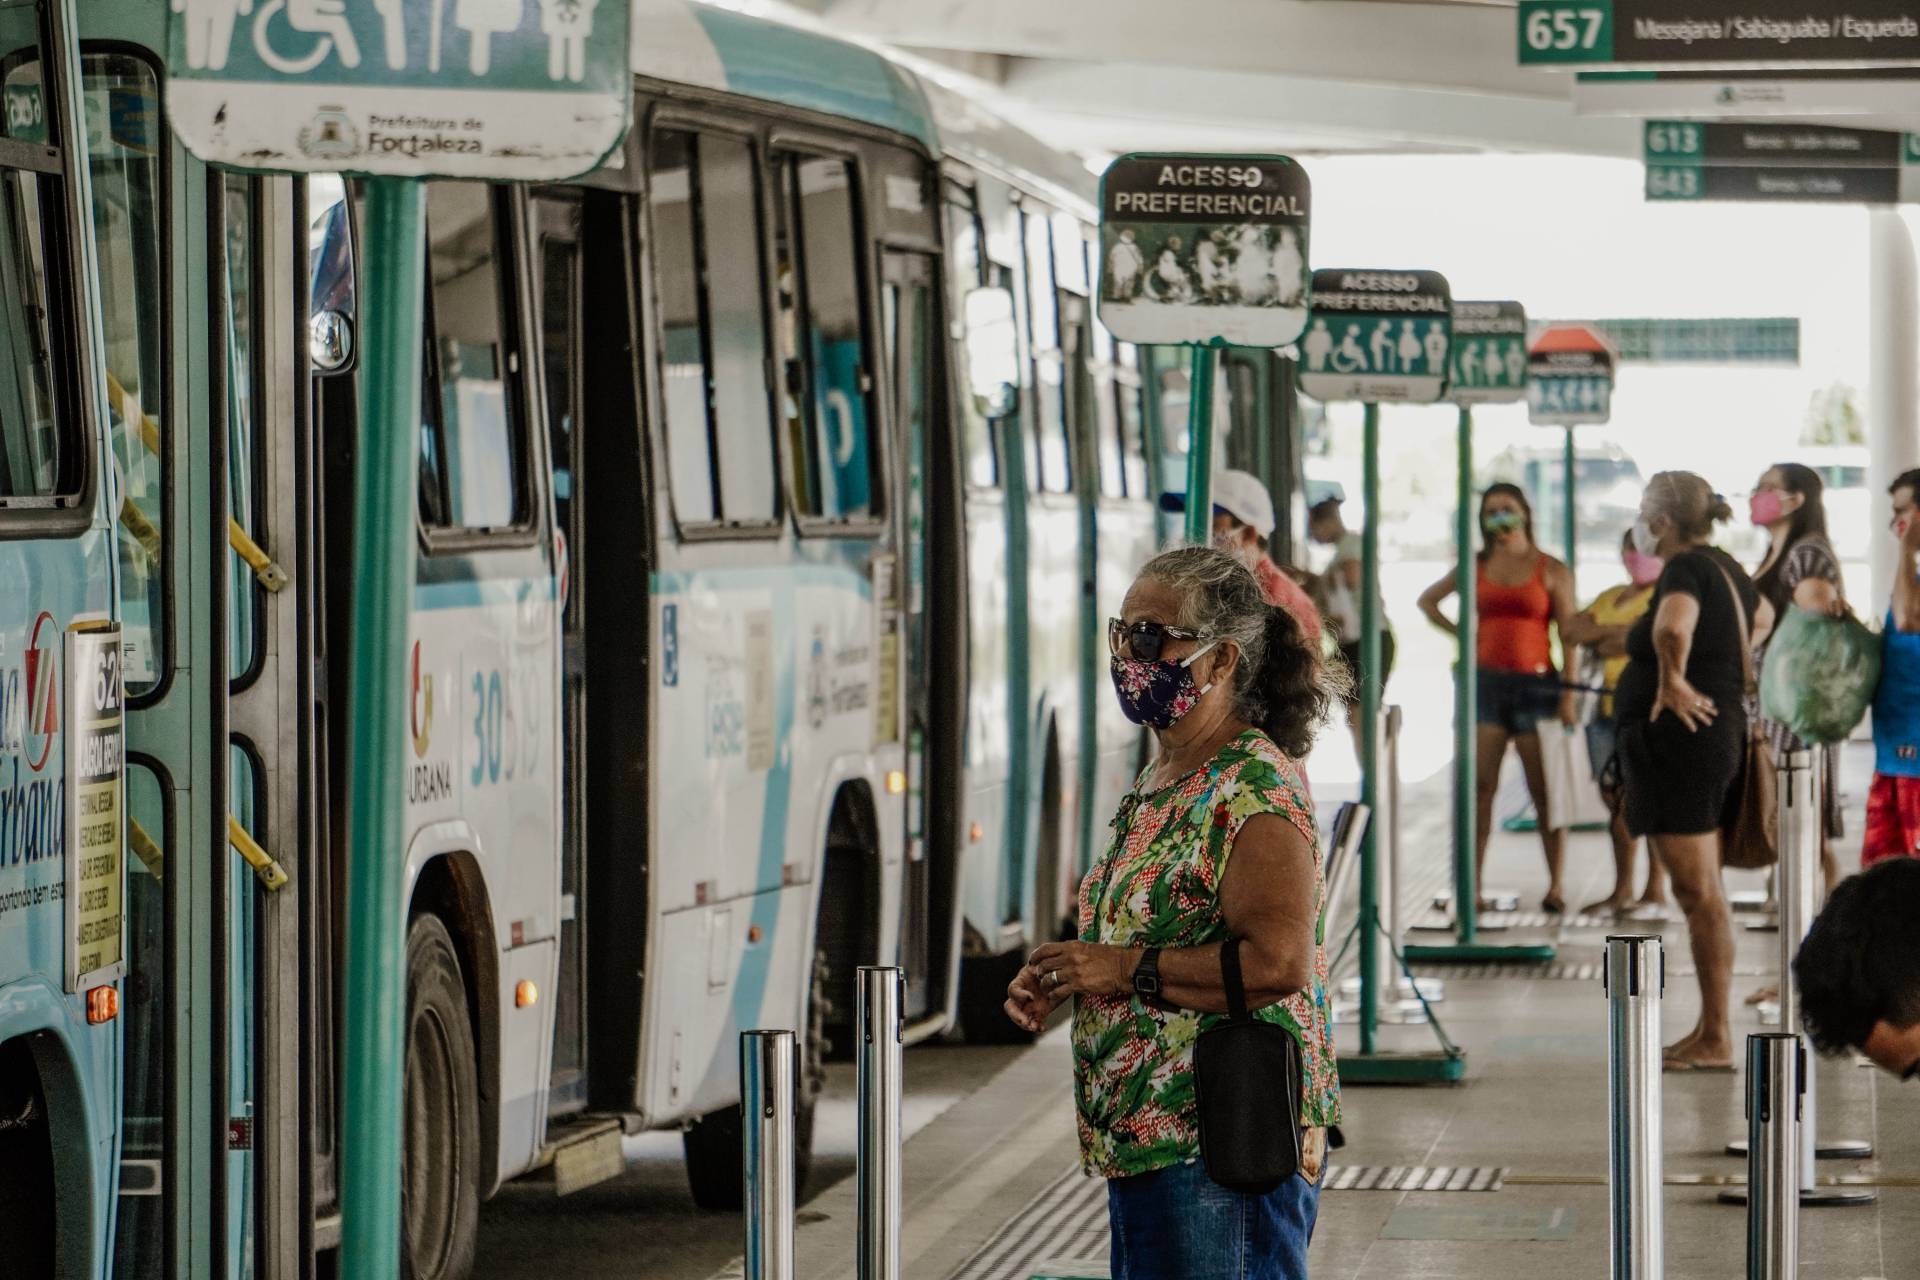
166 0 630 180
65 622 125 992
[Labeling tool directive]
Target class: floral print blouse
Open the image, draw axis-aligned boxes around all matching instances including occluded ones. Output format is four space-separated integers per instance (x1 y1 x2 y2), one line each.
1071 729 1341 1180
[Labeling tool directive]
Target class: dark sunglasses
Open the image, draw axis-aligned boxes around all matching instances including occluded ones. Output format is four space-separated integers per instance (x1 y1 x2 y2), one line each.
1109 618 1208 662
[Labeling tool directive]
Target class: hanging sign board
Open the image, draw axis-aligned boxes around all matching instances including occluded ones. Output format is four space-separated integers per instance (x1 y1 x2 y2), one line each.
1575 67 1920 116
1519 1 1920 69
1299 269 1452 404
1097 153 1312 348
64 622 124 991
1448 301 1529 406
1644 119 1920 202
1536 316 1799 364
166 0 630 179
1528 325 1615 425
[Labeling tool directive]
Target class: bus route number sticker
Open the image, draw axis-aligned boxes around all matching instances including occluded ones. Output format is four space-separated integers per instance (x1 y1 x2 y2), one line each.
65 621 125 992
1098 153 1311 349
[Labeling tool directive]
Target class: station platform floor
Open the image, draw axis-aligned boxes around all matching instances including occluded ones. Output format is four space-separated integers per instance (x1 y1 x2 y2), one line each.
708 743 1920 1280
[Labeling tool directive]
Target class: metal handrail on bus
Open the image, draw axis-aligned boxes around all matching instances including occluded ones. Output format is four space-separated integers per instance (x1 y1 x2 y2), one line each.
124 815 288 892
106 369 289 592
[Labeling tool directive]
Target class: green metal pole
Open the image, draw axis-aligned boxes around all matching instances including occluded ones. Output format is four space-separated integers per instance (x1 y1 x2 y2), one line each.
1184 345 1217 543
1455 408 1478 944
340 177 426 1280
1563 425 1577 569
1358 403 1382 1054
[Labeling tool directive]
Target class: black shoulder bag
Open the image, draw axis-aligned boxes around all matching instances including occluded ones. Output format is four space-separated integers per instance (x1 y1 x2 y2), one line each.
1191 937 1304 1194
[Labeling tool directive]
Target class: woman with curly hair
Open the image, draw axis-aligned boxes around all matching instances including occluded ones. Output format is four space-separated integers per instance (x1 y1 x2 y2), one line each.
1004 546 1345 1279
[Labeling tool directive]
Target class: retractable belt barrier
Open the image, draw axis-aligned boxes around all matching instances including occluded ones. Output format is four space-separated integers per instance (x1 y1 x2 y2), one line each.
741 1030 797 1280
1605 934 1664 1280
1721 751 1874 1209
741 967 907 1280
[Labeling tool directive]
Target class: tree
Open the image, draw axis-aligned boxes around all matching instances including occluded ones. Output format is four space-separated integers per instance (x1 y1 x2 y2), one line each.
1802 381 1864 447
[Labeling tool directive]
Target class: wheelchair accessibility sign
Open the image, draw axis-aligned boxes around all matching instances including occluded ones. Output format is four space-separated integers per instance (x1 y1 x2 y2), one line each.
167 0 630 180
1298 268 1452 404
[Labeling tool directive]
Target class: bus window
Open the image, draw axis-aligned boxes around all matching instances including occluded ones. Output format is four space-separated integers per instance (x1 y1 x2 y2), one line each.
78 51 165 694
944 184 996 489
1089 316 1124 499
648 128 779 529
1115 341 1147 498
420 182 525 533
1022 207 1067 493
225 178 261 683
647 129 716 525
775 151 878 523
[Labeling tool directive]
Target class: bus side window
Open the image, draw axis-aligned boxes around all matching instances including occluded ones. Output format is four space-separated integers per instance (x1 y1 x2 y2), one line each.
1089 313 1125 500
419 182 526 534
943 183 997 490
774 150 879 524
1022 205 1068 494
0 39 83 513
75 51 166 693
647 127 779 530
1115 341 1148 499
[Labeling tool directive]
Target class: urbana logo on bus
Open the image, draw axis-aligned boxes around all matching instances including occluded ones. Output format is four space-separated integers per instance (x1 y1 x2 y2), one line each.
410 639 434 760
20 612 58 774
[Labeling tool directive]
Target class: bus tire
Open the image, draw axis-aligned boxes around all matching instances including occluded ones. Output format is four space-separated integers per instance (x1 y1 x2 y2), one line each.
403 913 482 1280
0 1040 54 1278
681 1078 819 1212
957 948 1038 1045
683 886 833 1211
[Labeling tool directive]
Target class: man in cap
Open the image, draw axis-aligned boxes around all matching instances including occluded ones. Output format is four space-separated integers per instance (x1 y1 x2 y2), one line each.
1164 469 1323 650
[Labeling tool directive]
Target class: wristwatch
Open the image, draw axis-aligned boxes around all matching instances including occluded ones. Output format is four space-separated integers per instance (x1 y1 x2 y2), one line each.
1132 948 1163 1002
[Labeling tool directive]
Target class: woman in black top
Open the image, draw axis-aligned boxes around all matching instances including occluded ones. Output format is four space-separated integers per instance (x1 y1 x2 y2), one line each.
1615 471 1773 1073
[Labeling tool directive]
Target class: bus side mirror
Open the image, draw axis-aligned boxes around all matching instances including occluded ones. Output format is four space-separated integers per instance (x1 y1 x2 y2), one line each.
963 286 1020 421
309 309 354 373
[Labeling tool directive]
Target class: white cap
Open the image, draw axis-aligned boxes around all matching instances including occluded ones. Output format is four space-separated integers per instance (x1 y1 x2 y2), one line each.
1209 469 1276 539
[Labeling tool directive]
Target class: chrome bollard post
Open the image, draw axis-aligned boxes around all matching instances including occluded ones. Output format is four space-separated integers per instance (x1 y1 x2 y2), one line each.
741 1030 797 1280
1746 1034 1803 1280
857 967 904 1280
1724 751 1874 1205
1606 934 1664 1280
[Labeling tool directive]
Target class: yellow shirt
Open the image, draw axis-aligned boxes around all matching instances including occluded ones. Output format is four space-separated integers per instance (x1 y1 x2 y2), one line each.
1585 583 1654 716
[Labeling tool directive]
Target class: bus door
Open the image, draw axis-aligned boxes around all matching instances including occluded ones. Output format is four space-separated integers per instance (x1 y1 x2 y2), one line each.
880 249 937 1018
532 191 588 1118
529 172 650 1120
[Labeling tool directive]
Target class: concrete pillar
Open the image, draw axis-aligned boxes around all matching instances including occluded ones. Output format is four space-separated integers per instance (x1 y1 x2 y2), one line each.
1869 210 1920 611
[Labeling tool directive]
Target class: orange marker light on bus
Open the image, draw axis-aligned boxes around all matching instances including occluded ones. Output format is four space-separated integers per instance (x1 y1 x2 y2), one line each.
886 770 907 795
515 981 539 1008
86 986 119 1025
969 823 984 844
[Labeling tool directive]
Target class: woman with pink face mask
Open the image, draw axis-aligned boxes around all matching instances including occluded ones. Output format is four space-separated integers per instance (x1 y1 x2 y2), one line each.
1562 529 1667 915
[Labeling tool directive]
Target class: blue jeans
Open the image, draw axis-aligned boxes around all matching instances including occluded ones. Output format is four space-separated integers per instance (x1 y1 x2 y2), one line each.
1107 1159 1321 1280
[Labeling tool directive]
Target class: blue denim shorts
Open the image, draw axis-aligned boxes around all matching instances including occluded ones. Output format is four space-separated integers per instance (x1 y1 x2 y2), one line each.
1107 1159 1321 1280
1476 667 1563 736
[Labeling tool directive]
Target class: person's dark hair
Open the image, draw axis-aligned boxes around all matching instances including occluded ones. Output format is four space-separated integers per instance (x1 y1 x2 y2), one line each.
1891 467 1920 500
1754 463 1829 611
1308 497 1342 524
1475 482 1534 562
1137 546 1347 757
1644 470 1734 544
1794 859 1920 1054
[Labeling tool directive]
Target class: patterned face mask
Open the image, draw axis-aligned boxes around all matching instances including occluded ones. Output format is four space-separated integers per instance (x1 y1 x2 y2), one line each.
1109 641 1219 730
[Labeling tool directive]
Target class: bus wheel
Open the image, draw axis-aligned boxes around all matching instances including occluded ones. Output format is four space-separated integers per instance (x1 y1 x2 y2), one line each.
403 914 481 1280
0 1039 54 1275
683 892 834 1211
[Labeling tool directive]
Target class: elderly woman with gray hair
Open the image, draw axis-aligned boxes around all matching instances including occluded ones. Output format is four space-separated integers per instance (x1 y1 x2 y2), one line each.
1004 546 1344 1279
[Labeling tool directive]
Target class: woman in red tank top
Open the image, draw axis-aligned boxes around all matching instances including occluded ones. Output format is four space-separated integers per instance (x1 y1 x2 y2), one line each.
1418 484 1580 912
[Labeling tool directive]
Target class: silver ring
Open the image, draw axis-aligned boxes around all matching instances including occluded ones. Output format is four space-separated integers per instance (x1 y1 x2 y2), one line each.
1049 970 1061 987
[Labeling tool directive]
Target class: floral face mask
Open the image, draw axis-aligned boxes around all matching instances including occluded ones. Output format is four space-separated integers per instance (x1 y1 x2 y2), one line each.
1109 641 1219 730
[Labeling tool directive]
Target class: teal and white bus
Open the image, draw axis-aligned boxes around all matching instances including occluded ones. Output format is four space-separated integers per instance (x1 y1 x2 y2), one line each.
1 1 1189 1275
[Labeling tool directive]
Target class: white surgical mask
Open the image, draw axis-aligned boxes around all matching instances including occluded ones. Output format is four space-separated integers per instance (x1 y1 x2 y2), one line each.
1631 517 1660 558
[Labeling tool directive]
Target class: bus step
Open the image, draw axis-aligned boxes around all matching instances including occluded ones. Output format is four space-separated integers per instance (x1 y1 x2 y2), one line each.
535 1117 626 1196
